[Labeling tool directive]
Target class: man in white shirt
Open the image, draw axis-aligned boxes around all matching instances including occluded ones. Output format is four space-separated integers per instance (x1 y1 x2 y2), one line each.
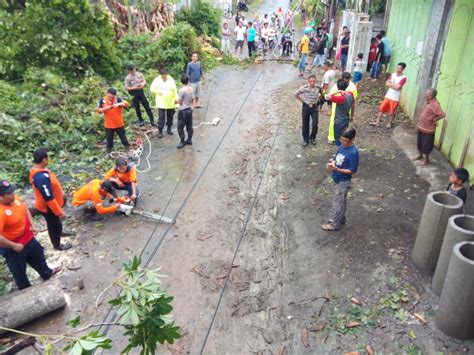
370 62 407 128
234 22 246 56
318 61 336 115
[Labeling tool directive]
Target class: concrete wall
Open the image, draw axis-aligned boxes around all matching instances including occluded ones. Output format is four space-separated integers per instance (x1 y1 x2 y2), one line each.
341 10 373 74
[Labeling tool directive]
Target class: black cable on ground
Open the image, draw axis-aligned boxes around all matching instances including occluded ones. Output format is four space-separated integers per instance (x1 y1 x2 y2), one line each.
198 121 281 355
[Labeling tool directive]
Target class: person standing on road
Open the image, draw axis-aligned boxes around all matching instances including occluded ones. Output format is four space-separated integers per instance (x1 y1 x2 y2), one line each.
298 27 311 77
29 148 72 251
150 68 178 138
379 30 391 72
370 62 407 128
321 128 359 231
327 72 358 144
412 88 445 166
221 22 232 54
326 79 355 146
294 74 320 147
370 34 384 80
176 74 194 149
234 21 246 57
247 21 257 57
97 88 130 154
124 65 156 127
340 30 350 71
318 61 336 115
0 180 61 290
186 53 204 109
312 33 326 68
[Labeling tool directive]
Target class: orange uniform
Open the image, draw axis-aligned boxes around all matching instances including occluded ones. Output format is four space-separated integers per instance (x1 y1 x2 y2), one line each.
29 167 65 216
72 179 118 215
0 196 33 245
104 165 137 184
97 96 130 129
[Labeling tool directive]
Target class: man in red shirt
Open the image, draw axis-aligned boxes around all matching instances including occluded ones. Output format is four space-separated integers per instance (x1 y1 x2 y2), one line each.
97 88 130 154
412 88 445 165
0 180 60 290
29 148 72 250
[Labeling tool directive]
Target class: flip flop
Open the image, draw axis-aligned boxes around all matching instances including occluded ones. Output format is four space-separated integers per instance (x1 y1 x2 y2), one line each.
386 123 392 129
369 122 380 127
321 224 339 231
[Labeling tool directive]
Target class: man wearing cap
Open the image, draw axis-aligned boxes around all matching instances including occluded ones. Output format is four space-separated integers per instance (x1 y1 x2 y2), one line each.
72 179 120 219
327 72 358 144
150 69 178 138
124 65 156 128
97 88 130 154
0 180 60 290
29 148 72 251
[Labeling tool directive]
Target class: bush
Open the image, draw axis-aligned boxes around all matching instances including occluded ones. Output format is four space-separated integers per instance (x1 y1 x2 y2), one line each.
175 0 221 37
0 0 121 80
118 23 203 80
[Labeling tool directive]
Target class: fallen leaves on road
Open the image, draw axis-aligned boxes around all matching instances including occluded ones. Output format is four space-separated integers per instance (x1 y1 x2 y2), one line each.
366 345 374 355
350 297 361 306
310 323 325 332
197 234 213 241
414 312 427 325
301 327 310 347
346 321 360 328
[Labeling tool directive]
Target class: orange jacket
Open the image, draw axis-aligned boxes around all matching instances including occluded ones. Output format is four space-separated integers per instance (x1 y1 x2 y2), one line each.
0 196 28 241
104 165 137 184
29 167 65 216
72 179 118 215
96 96 130 129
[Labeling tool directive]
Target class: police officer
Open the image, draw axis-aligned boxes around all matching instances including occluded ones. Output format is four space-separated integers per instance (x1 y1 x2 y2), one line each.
294 74 320 146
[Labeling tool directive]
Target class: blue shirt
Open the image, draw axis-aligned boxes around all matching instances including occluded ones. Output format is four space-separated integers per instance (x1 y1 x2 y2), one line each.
186 62 202 83
332 145 359 183
247 27 256 42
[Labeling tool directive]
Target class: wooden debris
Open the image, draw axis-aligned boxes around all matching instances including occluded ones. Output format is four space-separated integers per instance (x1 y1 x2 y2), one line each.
301 327 310 347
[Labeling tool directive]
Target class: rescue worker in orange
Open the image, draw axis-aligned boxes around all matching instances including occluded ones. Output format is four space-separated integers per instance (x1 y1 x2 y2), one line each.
72 179 120 220
104 158 139 204
97 88 130 154
29 148 72 251
0 180 60 290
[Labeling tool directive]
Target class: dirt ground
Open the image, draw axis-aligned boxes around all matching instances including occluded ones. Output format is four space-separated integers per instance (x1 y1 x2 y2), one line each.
6 4 474 354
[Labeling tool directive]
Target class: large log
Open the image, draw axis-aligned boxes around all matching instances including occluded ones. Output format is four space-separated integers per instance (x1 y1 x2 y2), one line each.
0 280 66 334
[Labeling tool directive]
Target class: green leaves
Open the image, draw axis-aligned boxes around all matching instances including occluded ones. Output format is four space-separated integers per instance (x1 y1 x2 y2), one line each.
68 315 81 328
63 331 112 355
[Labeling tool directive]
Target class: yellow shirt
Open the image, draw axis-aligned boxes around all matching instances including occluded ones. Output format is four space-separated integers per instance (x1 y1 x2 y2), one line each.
300 35 309 54
150 76 178 109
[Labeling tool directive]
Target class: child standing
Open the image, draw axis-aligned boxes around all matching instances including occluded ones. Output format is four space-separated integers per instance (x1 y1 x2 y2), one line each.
353 53 364 89
447 168 470 204
176 74 194 149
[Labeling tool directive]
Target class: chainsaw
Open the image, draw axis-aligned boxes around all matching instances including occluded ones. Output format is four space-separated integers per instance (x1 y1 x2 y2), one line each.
114 196 176 224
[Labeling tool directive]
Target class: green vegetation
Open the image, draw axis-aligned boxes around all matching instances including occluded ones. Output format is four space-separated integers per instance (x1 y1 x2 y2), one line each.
175 0 221 37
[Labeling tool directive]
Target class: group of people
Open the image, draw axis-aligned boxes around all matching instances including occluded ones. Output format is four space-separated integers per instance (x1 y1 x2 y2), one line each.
105 53 204 152
0 146 144 290
221 8 295 57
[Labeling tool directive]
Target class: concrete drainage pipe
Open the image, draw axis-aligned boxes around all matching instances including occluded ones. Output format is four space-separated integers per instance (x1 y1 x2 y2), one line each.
412 191 463 272
432 214 474 295
436 241 474 340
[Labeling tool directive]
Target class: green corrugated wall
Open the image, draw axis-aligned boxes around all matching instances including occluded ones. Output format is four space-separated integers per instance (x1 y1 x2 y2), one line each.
385 0 433 118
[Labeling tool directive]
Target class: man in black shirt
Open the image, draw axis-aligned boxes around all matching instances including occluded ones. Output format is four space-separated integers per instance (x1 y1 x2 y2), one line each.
340 31 350 71
370 34 385 80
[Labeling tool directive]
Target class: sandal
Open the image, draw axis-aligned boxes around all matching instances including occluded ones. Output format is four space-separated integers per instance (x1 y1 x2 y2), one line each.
386 123 393 129
321 224 339 231
369 122 380 127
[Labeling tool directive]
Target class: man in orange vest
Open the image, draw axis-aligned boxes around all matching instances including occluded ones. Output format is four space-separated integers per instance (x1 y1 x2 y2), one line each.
72 180 120 220
97 88 130 154
104 158 139 204
0 180 60 290
29 148 72 251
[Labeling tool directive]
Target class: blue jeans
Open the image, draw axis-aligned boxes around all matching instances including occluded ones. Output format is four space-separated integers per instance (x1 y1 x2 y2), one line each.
313 54 325 66
299 53 307 73
370 62 381 79
0 238 53 290
341 54 348 70
334 122 348 146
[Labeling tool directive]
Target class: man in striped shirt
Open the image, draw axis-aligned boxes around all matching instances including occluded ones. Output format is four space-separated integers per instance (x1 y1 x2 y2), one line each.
295 74 320 147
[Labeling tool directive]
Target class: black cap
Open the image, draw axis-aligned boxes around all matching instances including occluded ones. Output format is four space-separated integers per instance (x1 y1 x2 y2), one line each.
127 64 135 71
342 71 352 80
0 180 16 195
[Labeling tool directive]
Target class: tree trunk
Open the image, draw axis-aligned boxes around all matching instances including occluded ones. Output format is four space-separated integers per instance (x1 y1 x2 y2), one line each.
0 280 66 334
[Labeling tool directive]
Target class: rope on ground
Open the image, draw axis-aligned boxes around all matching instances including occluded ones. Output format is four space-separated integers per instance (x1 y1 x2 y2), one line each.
109 129 155 174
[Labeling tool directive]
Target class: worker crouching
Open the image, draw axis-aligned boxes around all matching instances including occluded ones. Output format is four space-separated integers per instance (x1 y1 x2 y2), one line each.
72 180 120 220
104 158 140 206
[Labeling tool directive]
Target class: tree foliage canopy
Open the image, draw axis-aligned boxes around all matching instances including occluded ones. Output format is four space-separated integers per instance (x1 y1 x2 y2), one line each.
0 0 121 80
